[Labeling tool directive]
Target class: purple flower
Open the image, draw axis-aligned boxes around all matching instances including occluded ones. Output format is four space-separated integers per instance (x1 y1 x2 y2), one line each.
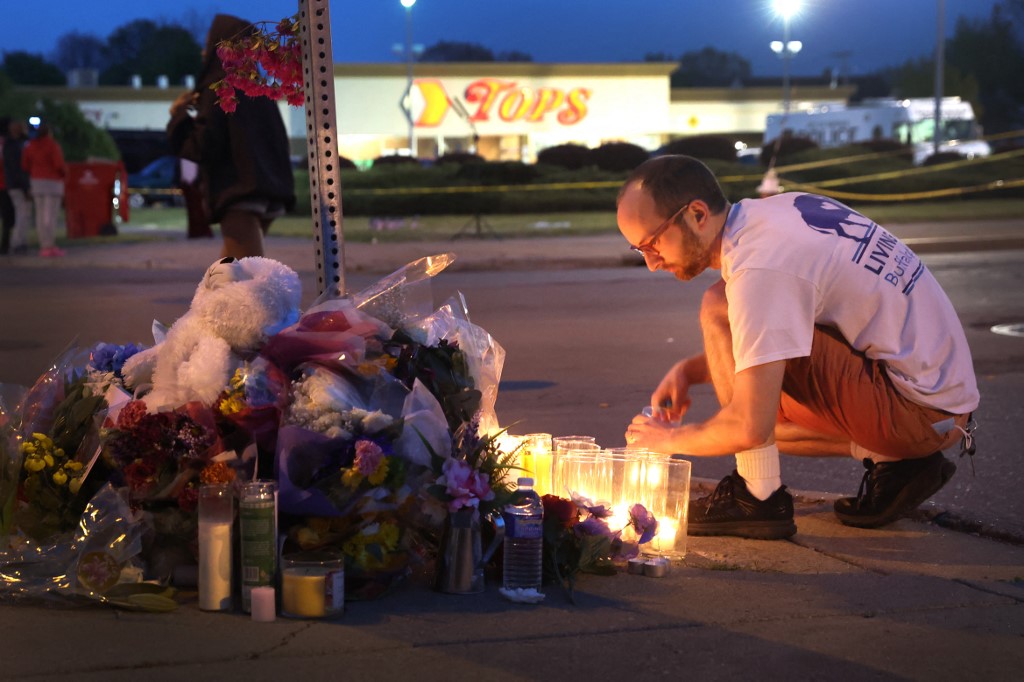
90 342 145 378
569 492 612 519
439 458 494 512
575 516 615 538
628 503 659 544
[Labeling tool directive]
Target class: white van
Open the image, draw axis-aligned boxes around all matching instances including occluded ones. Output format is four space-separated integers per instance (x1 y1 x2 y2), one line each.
764 97 992 164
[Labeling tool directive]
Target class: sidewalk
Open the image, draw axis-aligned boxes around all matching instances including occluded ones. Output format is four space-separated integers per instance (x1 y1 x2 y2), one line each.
4 489 1023 680
3 217 1024 275
2 218 1023 679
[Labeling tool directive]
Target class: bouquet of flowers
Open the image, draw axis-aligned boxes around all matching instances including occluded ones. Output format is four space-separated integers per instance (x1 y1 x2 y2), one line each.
541 494 659 603
424 415 519 521
8 342 133 543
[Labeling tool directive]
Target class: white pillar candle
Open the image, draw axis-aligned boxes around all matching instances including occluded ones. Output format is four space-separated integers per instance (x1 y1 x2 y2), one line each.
250 586 276 622
198 520 232 611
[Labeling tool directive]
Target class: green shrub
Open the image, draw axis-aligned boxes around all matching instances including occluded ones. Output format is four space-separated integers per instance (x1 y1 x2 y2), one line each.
456 160 540 185
921 151 967 166
371 155 421 168
659 135 738 163
435 152 484 165
760 136 819 166
854 138 914 163
590 142 649 172
536 143 592 170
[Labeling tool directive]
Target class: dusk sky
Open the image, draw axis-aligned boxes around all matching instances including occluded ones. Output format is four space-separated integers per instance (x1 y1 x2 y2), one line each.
3 0 1006 79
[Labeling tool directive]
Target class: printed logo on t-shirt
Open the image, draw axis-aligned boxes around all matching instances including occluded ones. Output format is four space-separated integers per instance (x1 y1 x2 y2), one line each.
792 194 925 295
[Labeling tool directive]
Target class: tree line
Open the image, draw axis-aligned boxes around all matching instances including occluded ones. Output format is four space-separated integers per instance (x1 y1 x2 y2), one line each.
2 3 1022 138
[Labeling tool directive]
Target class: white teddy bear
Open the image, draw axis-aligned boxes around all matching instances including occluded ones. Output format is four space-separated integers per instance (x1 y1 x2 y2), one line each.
122 256 302 411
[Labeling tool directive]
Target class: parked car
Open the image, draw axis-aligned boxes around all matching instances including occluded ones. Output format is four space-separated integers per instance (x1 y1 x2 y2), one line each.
127 155 181 208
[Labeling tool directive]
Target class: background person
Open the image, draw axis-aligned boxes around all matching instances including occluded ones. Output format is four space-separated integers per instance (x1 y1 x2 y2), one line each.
3 118 32 256
167 13 295 259
0 116 13 254
619 155 978 539
20 122 65 257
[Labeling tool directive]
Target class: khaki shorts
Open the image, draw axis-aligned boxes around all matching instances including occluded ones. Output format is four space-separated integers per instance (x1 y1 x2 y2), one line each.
779 326 969 457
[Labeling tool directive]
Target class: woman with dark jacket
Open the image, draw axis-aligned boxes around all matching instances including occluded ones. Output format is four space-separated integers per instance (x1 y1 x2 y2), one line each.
168 14 296 259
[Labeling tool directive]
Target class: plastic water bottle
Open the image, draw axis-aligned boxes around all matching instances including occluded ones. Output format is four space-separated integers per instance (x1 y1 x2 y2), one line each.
502 477 544 591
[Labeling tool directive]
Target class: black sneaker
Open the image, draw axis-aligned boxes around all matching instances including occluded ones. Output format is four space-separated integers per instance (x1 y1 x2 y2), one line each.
834 452 956 528
688 471 796 540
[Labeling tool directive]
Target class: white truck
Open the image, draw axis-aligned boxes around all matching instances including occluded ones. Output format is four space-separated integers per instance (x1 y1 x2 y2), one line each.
764 97 991 164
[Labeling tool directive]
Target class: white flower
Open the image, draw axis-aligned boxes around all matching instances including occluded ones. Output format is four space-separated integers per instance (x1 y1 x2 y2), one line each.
361 410 394 434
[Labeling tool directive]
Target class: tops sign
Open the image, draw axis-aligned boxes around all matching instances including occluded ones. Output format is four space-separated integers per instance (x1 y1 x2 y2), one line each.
412 78 591 127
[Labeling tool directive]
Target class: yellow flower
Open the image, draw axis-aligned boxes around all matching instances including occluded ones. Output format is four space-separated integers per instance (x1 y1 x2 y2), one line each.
295 526 321 549
342 468 363 489
24 456 46 473
367 458 389 486
229 368 246 390
219 394 245 415
65 460 84 472
69 477 82 495
32 432 51 447
43 454 55 469
379 522 400 549
52 469 68 486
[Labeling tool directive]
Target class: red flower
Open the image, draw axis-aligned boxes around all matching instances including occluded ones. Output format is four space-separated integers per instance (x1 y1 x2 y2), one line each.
117 400 148 430
542 494 578 529
123 459 159 497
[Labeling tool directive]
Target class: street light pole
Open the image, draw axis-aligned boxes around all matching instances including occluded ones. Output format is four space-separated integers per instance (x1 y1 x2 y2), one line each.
934 0 945 157
401 0 417 157
772 0 802 114
782 15 793 112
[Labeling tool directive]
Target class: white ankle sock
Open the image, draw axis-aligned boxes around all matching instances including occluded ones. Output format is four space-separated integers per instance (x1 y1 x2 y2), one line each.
736 444 782 501
850 442 900 463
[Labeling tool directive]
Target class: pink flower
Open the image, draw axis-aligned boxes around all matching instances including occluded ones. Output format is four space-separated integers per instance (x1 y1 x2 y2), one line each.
439 459 494 511
353 439 384 477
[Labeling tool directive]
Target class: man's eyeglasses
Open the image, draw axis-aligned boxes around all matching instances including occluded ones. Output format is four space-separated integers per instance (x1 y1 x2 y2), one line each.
630 202 690 257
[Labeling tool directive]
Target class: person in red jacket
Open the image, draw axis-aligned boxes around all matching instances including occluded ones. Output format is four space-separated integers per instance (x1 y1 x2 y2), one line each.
21 122 66 257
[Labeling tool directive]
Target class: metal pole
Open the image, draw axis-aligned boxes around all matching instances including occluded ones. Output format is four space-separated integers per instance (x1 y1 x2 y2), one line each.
934 0 945 157
405 6 415 155
298 0 346 298
782 17 792 114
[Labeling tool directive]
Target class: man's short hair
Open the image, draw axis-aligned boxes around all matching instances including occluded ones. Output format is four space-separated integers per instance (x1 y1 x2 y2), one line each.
619 155 727 216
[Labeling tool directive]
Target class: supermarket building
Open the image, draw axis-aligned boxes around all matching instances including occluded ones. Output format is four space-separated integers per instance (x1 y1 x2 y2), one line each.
27 63 853 166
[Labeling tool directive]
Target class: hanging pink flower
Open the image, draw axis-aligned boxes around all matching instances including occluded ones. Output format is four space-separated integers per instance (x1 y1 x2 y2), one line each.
438 459 494 512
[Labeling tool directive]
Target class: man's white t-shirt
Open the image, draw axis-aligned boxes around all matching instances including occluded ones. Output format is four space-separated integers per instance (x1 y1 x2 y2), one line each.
721 193 979 415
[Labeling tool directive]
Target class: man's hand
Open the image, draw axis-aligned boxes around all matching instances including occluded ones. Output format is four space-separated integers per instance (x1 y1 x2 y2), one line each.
625 413 679 454
651 355 707 422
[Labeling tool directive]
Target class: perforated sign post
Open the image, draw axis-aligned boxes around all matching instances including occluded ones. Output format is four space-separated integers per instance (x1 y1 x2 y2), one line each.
298 0 346 298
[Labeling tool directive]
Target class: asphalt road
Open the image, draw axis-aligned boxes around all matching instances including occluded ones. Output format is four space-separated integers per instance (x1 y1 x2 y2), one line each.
1 246 1022 539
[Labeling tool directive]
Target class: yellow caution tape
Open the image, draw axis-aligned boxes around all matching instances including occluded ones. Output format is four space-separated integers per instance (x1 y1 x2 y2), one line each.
778 176 1024 202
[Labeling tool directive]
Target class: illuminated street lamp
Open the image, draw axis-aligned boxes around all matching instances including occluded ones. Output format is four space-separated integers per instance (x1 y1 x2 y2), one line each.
400 0 418 156
770 0 803 113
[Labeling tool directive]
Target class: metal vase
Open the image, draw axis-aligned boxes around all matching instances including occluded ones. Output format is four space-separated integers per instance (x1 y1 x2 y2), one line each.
434 507 505 594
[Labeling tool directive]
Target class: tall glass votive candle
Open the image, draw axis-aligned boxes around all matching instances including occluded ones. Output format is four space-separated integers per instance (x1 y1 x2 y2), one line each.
520 433 553 496
280 552 345 619
551 438 599 499
648 457 691 559
197 483 233 611
553 450 604 503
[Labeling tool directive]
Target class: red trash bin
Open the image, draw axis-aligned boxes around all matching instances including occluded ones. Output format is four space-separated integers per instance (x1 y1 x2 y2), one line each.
64 160 130 238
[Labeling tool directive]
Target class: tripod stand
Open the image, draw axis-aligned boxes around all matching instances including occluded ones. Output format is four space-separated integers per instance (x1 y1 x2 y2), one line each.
452 211 498 240
448 99 500 240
